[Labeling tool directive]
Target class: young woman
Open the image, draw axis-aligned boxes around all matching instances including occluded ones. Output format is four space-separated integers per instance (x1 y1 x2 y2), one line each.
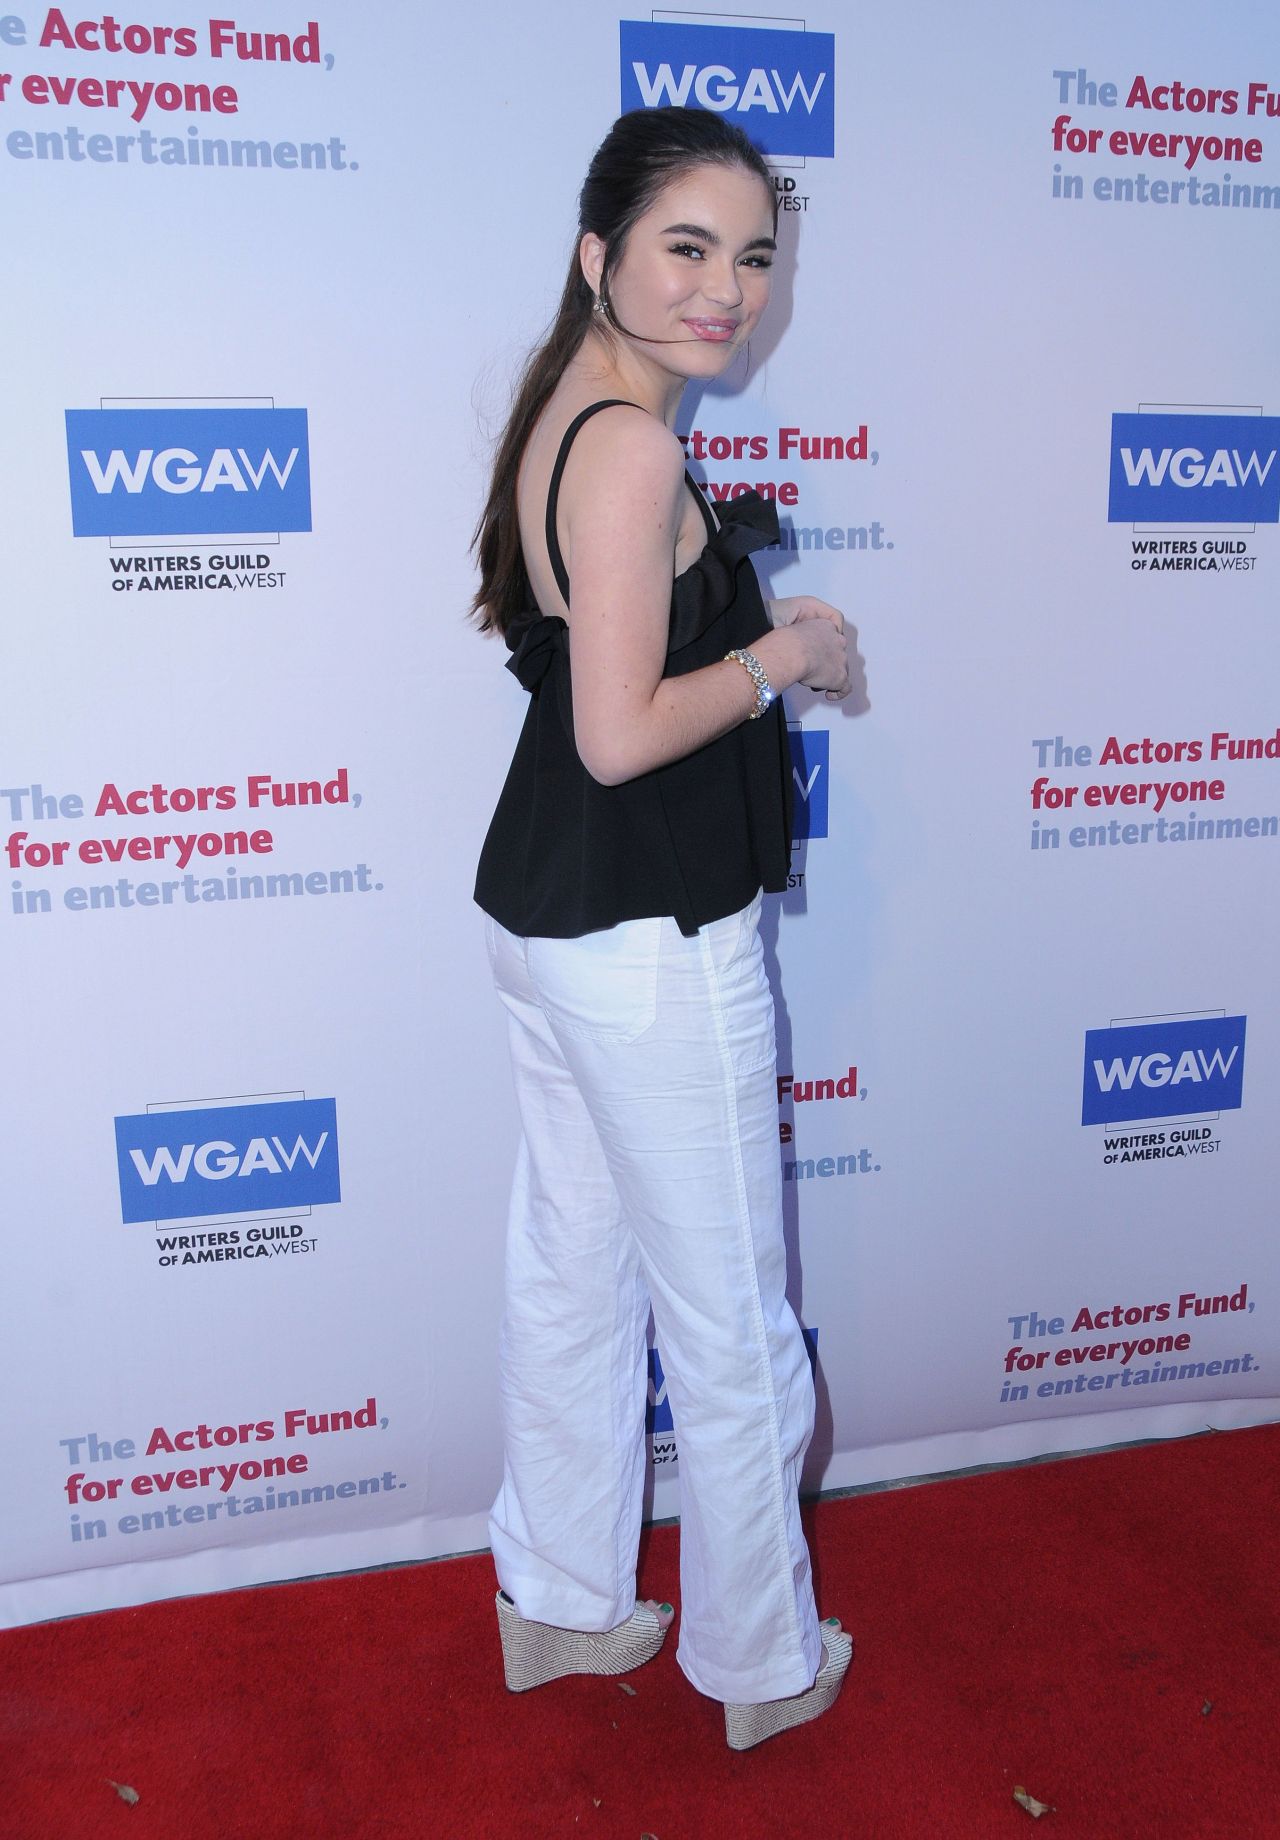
472 106 854 1750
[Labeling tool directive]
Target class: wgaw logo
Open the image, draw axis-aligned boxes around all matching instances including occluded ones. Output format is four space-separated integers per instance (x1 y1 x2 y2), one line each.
619 20 835 158
1081 1015 1246 1127
66 404 311 538
115 1096 339 1224
788 726 829 840
1108 409 1280 525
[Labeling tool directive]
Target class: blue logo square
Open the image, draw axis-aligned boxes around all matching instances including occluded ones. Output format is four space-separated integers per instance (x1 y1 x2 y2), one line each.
620 22 835 159
1081 1017 1246 1125
789 727 829 840
1108 413 1280 524
115 1096 340 1223
67 406 312 538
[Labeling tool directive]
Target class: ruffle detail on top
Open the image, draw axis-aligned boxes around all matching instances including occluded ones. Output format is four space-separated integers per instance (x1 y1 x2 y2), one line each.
505 612 567 692
667 490 779 657
502 490 780 691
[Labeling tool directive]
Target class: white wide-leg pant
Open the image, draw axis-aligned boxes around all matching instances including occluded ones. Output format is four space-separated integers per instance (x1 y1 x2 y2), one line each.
486 894 823 1703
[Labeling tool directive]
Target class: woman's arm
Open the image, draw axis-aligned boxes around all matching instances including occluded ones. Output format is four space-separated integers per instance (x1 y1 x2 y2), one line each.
560 415 849 787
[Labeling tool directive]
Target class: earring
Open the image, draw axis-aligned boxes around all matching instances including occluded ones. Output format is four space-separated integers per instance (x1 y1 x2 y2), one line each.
592 294 606 316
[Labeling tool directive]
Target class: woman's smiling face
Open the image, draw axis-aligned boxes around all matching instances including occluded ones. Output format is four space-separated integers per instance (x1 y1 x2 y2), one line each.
584 160 777 380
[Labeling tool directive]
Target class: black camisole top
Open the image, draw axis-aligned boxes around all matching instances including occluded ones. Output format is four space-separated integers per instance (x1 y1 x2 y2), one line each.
473 399 794 939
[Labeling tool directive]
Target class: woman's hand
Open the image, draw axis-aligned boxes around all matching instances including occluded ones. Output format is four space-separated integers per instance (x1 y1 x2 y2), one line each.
768 594 845 634
755 615 850 702
768 597 853 698
789 616 852 701
763 596 857 702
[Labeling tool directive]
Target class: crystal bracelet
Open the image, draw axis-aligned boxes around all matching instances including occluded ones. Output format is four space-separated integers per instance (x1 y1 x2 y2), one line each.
724 647 776 720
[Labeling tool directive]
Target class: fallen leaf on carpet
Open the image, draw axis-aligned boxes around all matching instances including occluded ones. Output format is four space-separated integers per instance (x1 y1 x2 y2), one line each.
106 1781 140 1806
1012 1785 1054 1818
618 1682 637 1696
1202 1700 1214 1715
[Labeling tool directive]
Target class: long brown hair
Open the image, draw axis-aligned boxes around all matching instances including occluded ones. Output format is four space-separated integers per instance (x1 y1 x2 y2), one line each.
470 107 776 636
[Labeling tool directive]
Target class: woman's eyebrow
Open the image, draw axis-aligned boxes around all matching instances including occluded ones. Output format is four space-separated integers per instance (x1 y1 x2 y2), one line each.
660 221 778 253
661 220 718 241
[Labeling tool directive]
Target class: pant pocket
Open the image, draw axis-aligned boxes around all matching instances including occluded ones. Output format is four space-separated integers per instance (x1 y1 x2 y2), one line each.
526 916 664 1045
711 897 777 1076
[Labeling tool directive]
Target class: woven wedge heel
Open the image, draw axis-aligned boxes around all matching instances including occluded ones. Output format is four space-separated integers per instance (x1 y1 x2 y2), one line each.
495 1590 672 1692
723 1617 854 1751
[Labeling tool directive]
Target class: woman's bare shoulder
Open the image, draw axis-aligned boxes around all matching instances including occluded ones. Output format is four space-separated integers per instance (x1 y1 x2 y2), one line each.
538 392 679 458
558 399 684 496
521 394 684 525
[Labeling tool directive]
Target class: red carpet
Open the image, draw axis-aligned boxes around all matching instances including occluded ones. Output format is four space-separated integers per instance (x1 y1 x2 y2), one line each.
6 1423 1279 1838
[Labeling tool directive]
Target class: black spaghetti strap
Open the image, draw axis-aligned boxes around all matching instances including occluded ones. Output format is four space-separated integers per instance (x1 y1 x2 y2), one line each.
688 476 717 541
542 399 716 603
544 399 639 604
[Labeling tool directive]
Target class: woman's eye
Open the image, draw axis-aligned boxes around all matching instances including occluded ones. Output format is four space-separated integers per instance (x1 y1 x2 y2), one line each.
741 255 774 270
669 242 705 259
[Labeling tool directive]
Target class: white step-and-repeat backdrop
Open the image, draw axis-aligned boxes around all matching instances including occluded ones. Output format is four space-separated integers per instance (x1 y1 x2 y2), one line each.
3 1 1277 1626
